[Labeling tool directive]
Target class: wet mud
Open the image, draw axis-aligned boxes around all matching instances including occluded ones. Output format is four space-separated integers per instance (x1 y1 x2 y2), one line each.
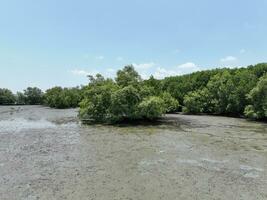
0 106 266 200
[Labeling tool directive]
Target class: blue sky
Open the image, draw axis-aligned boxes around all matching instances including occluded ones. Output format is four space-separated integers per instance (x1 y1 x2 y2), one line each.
1 0 267 92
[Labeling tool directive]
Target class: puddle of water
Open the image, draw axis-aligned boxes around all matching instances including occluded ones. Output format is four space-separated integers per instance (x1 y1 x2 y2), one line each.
176 158 265 179
201 158 228 164
240 165 264 172
0 118 56 133
239 165 264 178
176 158 203 167
242 171 260 178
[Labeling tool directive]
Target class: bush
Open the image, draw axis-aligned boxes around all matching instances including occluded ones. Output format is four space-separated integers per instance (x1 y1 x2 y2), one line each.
115 65 141 87
79 64 267 123
79 66 169 123
0 88 16 105
244 105 258 119
244 74 267 119
44 87 81 109
138 96 166 120
79 82 116 122
110 85 141 121
16 92 27 105
23 87 43 105
160 92 179 113
182 69 259 116
183 88 212 113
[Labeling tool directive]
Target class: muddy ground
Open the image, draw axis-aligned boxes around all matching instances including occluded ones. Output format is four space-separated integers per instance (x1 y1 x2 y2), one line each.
0 106 266 200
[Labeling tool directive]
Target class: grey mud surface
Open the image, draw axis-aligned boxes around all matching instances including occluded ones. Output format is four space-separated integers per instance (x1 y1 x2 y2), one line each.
0 106 267 200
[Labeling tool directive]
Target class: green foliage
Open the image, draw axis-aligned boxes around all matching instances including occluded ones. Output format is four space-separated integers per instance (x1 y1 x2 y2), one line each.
139 85 155 98
244 105 258 119
16 92 27 105
79 63 267 122
79 78 117 122
110 85 141 121
2 63 266 122
79 66 170 123
23 87 43 105
182 65 262 116
247 63 267 78
138 96 166 120
205 71 237 114
162 63 267 114
115 65 141 87
0 88 16 105
162 69 221 104
160 92 179 113
244 74 267 120
0 87 43 105
227 69 257 113
44 87 81 109
183 88 212 113
143 75 162 95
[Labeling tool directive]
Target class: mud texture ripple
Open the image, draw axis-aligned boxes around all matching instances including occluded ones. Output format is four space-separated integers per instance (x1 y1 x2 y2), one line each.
0 106 267 200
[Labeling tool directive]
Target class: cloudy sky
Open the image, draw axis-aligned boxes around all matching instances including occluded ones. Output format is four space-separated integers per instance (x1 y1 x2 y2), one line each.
1 0 267 92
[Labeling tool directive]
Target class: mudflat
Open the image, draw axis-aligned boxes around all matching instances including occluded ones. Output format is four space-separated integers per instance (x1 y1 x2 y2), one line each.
0 106 266 200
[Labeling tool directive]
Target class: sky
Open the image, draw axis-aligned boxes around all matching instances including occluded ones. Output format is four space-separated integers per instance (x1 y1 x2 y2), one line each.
0 0 267 92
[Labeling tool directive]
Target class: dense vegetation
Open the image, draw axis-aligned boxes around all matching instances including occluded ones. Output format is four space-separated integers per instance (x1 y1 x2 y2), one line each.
177 64 267 120
244 73 267 119
0 86 81 108
0 88 16 105
44 87 82 109
79 63 266 122
79 66 179 123
0 87 43 105
1 63 266 121
19 87 44 105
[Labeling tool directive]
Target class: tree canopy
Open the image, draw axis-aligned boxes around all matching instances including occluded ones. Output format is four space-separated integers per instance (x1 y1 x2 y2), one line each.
244 74 267 120
179 63 267 119
1 63 267 121
23 87 43 105
44 87 82 109
79 66 179 123
0 88 16 105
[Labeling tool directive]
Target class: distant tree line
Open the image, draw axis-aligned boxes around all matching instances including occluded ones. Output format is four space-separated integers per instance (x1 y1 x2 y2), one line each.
1 63 266 121
44 87 82 109
0 86 82 109
0 87 44 105
161 63 267 120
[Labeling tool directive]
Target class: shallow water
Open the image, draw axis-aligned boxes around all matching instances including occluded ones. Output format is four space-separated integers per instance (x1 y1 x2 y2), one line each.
0 106 266 200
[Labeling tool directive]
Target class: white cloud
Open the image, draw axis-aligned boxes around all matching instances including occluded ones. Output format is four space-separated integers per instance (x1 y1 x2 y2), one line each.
176 62 200 74
116 57 123 61
70 69 89 76
131 62 157 79
70 69 101 77
103 68 117 77
132 62 155 70
220 56 237 63
152 62 199 79
70 68 117 79
96 56 104 60
71 62 199 81
177 62 199 70
153 67 178 79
